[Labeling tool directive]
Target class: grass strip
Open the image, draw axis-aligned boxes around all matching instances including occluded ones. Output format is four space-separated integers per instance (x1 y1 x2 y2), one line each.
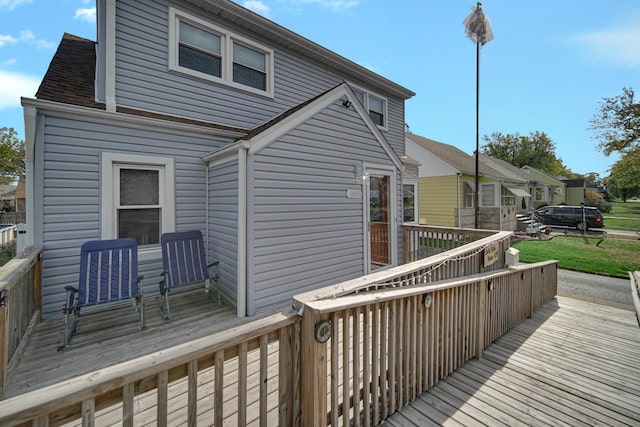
512 236 640 279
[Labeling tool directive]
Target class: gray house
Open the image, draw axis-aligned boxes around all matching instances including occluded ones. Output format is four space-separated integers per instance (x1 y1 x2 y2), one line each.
22 0 414 318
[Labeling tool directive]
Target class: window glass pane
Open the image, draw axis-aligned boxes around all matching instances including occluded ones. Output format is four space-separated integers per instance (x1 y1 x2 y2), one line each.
233 63 266 90
118 208 160 245
120 169 159 206
481 184 495 206
179 45 222 77
369 110 384 126
403 184 415 222
180 21 220 54
354 91 365 105
369 96 383 113
233 43 265 71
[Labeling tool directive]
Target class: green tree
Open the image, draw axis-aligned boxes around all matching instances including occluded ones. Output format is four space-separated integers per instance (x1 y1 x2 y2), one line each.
481 131 573 176
589 87 640 156
0 127 25 185
605 148 640 202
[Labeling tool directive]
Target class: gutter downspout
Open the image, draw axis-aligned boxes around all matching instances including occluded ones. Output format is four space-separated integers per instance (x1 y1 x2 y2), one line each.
457 173 461 228
22 105 36 248
237 148 247 318
105 0 116 112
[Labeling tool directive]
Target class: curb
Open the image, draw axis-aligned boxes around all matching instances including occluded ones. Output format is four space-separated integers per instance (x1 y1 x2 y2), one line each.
630 271 640 327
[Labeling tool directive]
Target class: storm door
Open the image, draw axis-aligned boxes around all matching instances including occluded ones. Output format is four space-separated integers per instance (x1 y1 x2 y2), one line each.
368 172 392 271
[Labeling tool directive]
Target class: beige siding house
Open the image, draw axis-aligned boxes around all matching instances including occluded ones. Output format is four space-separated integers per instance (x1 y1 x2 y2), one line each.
521 166 567 208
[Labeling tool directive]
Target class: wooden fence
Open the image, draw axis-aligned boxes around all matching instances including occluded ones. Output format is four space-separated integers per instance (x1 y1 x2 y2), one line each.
403 225 500 263
0 231 557 426
0 246 42 397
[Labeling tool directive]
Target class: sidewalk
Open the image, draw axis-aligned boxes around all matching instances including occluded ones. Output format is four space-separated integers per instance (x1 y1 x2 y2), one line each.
557 268 634 310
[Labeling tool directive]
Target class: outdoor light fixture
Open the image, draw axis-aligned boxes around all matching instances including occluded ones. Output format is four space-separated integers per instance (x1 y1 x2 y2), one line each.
354 163 369 184
342 99 352 108
423 293 433 308
314 319 332 343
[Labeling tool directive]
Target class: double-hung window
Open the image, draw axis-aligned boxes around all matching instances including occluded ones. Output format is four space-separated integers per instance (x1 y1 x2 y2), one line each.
102 153 175 259
170 8 274 96
352 88 388 129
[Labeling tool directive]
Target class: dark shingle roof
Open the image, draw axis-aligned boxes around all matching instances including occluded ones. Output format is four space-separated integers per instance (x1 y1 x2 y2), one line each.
36 33 103 109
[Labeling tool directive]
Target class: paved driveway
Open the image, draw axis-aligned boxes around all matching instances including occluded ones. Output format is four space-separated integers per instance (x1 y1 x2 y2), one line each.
558 268 633 310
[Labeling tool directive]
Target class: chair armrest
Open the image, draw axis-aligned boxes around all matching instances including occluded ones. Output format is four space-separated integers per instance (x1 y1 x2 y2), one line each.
207 260 220 281
207 260 220 268
63 286 78 311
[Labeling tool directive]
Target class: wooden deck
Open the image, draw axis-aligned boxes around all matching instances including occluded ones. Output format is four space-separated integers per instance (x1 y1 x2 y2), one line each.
5 290 249 399
5 292 640 425
382 296 640 426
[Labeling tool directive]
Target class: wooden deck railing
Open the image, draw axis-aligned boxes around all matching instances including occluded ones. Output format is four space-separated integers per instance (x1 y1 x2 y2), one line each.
0 231 557 426
0 246 41 397
0 225 17 248
294 260 558 426
403 224 497 263
0 310 301 426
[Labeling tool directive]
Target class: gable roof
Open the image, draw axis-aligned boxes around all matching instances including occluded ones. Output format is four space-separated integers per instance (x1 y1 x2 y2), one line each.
203 82 402 169
405 133 506 179
478 154 530 183
521 165 565 186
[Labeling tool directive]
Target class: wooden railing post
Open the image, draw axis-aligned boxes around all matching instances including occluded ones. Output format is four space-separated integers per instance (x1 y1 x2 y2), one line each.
300 309 328 427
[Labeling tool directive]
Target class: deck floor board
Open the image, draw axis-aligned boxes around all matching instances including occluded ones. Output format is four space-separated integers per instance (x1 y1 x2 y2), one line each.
386 296 640 426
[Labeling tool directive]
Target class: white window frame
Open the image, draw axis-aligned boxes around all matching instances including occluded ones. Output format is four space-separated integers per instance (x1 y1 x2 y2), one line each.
480 183 497 207
169 7 274 97
351 85 388 130
101 152 175 262
402 180 418 224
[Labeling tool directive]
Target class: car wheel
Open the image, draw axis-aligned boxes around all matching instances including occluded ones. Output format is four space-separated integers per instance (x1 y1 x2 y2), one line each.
576 221 588 231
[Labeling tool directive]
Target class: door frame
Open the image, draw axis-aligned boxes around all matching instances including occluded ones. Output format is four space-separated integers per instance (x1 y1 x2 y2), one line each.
363 164 397 274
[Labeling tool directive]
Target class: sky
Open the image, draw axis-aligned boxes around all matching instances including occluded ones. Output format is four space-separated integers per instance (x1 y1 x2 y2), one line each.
1 0 639 179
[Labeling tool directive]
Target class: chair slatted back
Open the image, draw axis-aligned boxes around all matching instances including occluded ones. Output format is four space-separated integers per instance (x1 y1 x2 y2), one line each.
77 238 140 307
161 230 209 288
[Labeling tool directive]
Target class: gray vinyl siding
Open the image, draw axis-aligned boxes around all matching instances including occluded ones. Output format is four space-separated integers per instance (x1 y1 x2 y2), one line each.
113 0 407 154
38 114 228 318
248 100 395 314
208 161 239 307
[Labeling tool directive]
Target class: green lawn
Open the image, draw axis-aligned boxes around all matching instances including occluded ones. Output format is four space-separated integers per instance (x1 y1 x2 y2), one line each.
603 201 640 231
512 236 640 278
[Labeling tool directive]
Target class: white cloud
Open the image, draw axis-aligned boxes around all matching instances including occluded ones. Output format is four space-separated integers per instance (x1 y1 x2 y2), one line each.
0 34 17 47
0 0 31 11
243 1 270 16
0 70 41 109
74 7 96 23
6 30 56 50
570 17 640 69
2 58 17 66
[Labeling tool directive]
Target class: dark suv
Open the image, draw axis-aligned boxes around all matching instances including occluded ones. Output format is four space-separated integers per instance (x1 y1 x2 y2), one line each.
532 205 604 231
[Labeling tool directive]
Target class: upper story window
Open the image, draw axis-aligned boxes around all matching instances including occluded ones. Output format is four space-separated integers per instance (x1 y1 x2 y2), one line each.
170 8 274 97
352 87 388 130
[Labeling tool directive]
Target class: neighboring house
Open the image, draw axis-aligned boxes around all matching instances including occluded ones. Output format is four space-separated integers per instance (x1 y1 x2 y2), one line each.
478 154 532 213
22 0 414 319
405 133 523 231
520 166 567 208
0 185 15 212
561 178 587 205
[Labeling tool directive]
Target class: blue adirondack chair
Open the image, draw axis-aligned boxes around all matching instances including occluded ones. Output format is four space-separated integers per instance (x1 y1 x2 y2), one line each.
60 238 145 349
158 230 220 320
